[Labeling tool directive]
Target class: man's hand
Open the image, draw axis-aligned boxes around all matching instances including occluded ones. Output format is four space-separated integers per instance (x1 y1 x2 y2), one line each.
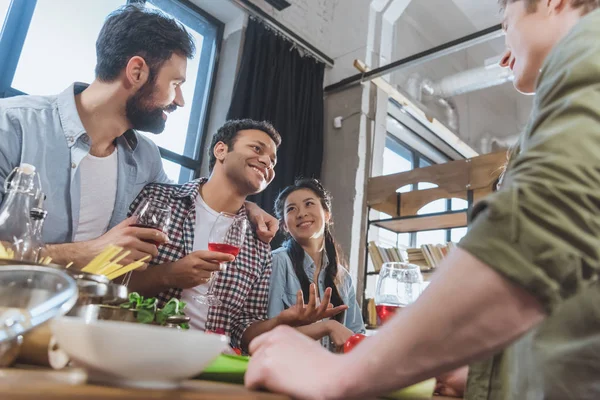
246 326 345 399
45 216 169 269
245 201 279 244
276 283 348 327
159 250 235 289
435 366 468 397
126 250 235 297
89 217 169 265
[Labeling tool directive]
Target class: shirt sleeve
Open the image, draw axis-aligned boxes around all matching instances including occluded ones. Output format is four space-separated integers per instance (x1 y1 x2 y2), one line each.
459 19 600 314
0 110 22 205
229 249 273 350
127 184 151 217
267 251 288 319
147 139 174 185
342 272 366 334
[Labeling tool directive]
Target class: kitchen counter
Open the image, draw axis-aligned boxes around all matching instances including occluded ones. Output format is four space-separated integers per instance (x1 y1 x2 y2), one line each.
0 368 460 399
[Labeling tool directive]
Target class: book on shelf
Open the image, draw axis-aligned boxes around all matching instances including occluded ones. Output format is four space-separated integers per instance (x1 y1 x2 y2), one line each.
406 242 457 269
368 241 407 272
364 298 377 328
368 241 457 272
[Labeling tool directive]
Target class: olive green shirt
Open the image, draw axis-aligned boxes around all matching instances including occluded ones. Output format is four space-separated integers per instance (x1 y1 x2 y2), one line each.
459 9 600 400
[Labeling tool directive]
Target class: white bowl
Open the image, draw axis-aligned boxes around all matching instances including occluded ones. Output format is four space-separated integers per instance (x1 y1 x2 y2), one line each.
51 316 228 388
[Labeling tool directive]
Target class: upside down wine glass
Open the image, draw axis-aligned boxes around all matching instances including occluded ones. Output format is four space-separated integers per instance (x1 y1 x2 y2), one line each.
374 262 423 325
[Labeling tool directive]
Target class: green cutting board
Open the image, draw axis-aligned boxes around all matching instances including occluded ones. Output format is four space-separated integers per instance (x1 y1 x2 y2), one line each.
197 354 436 399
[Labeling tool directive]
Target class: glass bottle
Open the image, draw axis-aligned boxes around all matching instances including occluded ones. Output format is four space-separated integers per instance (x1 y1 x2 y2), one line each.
0 164 43 261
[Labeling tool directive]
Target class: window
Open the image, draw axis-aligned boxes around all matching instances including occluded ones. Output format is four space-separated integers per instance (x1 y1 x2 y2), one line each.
12 0 125 95
0 0 10 30
381 133 469 248
0 0 222 184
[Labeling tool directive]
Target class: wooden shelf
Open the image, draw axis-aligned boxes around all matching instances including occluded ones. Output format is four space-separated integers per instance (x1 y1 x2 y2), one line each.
361 151 506 314
371 210 467 233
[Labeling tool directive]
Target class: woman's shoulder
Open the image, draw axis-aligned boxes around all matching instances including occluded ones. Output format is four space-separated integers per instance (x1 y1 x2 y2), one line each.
336 267 355 289
272 246 290 258
271 247 292 268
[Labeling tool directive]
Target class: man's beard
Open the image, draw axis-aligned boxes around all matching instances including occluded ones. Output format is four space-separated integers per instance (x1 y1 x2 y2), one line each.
125 81 176 134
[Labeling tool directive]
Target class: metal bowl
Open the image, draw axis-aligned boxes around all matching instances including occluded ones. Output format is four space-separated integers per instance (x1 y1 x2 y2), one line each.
0 265 78 364
65 271 110 303
63 270 128 306
68 304 137 323
101 283 128 305
0 258 62 268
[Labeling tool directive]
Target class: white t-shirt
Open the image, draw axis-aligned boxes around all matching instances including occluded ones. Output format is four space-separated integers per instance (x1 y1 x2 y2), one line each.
180 194 233 330
74 149 118 242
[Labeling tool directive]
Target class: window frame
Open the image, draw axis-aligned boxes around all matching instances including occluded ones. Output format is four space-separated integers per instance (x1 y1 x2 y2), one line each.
0 0 223 183
384 132 467 247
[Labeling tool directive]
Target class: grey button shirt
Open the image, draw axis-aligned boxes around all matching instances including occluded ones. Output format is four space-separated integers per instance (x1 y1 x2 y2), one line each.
268 246 366 336
0 83 170 243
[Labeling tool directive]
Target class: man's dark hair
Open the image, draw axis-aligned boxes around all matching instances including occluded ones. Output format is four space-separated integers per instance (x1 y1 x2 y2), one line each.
498 0 600 13
95 4 195 82
208 119 282 173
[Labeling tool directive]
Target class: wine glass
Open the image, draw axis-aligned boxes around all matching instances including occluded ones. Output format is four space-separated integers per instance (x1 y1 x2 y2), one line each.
122 198 171 286
194 212 248 306
132 198 171 239
374 262 423 326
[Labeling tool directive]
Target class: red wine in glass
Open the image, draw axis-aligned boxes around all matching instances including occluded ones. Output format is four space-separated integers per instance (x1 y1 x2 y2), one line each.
131 223 163 246
132 198 171 247
375 304 401 325
208 242 240 257
194 212 248 306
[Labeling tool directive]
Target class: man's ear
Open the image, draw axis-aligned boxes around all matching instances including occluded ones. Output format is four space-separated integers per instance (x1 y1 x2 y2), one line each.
124 56 150 90
213 141 229 164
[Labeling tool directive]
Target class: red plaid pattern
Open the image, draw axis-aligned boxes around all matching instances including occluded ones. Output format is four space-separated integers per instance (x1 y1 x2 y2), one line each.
128 178 272 349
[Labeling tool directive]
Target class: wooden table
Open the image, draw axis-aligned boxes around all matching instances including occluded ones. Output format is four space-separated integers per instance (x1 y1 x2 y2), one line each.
0 368 458 399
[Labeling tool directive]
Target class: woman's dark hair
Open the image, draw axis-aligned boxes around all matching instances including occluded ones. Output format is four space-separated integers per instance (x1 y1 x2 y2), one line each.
95 4 195 82
274 178 346 320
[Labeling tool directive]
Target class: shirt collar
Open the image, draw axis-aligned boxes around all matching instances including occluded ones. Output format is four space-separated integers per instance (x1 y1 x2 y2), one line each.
174 177 206 199
57 82 138 151
174 177 248 218
57 83 87 147
303 248 329 273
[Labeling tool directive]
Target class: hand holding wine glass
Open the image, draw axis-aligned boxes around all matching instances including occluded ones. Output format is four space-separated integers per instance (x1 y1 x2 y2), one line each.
87 198 170 271
132 198 171 245
119 198 171 285
194 212 248 306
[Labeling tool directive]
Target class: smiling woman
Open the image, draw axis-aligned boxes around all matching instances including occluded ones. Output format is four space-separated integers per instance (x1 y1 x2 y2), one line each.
268 178 366 349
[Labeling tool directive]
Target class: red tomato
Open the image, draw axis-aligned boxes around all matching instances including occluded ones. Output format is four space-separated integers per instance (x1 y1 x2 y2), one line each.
343 333 367 353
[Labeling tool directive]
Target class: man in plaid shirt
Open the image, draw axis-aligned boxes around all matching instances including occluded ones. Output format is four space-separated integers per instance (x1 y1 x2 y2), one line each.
128 119 344 351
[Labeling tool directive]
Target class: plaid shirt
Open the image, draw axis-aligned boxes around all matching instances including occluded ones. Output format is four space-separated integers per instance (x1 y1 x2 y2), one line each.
128 178 272 349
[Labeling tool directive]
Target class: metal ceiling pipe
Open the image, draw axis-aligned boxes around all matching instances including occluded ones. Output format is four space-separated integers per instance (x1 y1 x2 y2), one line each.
431 63 514 98
405 74 460 131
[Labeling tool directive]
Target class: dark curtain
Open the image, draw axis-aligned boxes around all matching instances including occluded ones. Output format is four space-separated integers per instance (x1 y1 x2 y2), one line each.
227 19 325 247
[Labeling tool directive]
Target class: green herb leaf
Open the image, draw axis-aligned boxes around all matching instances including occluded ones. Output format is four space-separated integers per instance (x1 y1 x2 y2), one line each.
136 308 155 324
